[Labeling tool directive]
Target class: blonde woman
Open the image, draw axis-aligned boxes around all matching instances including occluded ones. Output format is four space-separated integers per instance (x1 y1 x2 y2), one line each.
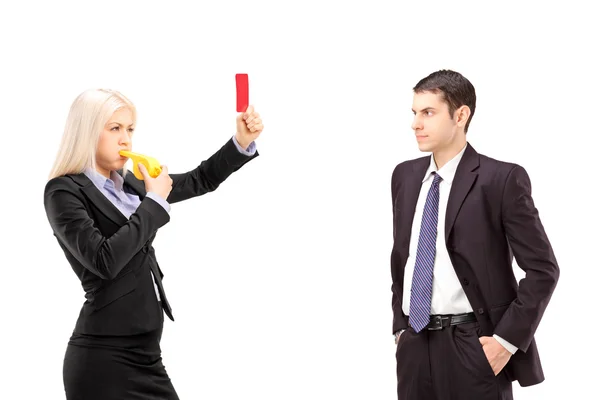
44 89 263 399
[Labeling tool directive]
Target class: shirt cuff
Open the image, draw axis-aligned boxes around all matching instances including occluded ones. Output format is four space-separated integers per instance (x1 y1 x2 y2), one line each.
231 135 257 156
146 191 171 213
493 334 518 354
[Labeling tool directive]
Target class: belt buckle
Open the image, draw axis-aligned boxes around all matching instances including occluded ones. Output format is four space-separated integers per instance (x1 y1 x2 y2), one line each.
428 315 444 330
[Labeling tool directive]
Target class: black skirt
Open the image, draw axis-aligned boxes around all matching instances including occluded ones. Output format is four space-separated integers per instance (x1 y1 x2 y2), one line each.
63 320 179 400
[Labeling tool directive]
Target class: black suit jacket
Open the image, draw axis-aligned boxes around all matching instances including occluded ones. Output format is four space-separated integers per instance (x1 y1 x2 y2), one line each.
44 139 258 336
390 142 559 387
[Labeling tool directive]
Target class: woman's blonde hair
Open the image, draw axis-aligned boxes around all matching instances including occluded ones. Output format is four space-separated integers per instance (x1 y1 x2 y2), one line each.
48 89 137 180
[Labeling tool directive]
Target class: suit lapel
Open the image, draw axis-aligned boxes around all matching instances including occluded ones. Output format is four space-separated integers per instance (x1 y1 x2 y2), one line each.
122 169 147 199
69 169 147 226
70 173 128 226
444 143 480 242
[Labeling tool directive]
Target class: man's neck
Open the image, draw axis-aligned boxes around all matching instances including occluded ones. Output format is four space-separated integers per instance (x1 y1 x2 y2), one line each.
432 139 467 170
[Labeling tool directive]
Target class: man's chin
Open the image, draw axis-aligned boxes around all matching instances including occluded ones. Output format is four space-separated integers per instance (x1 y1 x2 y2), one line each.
417 142 435 153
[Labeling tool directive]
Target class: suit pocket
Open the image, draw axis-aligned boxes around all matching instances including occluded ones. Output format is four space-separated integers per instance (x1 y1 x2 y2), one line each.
455 323 496 379
489 301 513 325
92 271 137 310
472 332 496 378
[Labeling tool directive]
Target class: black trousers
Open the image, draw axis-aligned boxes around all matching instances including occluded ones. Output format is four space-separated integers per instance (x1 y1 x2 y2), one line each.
63 320 179 400
396 321 513 400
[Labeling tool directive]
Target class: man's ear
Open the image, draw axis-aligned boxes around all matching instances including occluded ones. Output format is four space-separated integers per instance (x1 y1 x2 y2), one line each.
455 105 471 129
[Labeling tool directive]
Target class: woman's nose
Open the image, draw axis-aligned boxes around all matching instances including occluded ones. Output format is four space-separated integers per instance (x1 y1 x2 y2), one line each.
119 132 130 145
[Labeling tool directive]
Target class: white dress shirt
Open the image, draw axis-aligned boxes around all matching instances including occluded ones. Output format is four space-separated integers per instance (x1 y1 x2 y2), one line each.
399 143 517 354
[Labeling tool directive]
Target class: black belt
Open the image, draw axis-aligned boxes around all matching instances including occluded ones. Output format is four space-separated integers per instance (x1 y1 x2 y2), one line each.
410 312 477 330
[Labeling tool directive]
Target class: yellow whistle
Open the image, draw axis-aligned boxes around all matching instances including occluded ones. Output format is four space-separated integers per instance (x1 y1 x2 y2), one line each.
119 150 162 180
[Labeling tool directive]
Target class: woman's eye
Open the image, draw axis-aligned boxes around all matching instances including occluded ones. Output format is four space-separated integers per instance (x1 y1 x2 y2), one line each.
111 126 119 131
128 128 134 133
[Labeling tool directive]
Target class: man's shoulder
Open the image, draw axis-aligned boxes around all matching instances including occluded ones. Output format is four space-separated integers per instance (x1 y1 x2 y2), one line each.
391 154 429 180
477 152 526 177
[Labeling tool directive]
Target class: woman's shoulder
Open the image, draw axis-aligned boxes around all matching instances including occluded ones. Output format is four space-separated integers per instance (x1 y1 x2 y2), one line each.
44 173 87 196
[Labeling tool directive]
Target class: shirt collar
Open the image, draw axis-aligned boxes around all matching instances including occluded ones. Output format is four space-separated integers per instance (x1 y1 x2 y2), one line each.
422 143 468 184
83 168 125 191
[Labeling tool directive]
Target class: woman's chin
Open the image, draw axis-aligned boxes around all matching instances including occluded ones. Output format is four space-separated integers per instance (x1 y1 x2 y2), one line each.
114 159 127 169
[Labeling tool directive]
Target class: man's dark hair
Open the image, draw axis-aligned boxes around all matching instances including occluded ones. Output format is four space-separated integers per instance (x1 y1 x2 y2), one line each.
413 70 476 133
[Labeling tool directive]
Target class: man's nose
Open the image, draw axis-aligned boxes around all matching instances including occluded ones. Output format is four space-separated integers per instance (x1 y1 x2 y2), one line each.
411 116 422 131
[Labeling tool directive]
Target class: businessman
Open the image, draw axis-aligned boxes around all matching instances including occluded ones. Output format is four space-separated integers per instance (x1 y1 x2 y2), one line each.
390 70 559 399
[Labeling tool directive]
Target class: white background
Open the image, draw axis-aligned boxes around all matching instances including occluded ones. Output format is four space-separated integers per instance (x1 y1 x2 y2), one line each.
1 0 598 398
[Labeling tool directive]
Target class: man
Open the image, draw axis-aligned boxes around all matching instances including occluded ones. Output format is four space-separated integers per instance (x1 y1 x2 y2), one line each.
390 70 559 399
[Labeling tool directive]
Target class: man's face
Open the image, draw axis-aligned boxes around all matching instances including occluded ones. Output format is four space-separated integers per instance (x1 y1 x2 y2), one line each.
411 91 461 153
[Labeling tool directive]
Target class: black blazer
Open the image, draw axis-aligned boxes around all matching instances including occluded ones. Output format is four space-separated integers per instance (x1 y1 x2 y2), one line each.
44 139 258 336
390 142 559 387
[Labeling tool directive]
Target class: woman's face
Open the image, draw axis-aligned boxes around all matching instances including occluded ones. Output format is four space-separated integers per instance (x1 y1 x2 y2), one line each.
96 107 134 178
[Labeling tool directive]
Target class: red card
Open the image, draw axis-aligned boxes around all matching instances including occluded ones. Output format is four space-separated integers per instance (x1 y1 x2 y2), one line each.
236 73 249 112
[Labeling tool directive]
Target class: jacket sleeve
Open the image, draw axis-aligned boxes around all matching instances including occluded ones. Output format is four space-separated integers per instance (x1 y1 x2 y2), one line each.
493 164 560 352
166 137 258 204
44 179 170 280
391 163 409 334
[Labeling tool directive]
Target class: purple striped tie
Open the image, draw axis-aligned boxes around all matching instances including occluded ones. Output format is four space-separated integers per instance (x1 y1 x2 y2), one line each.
409 172 443 333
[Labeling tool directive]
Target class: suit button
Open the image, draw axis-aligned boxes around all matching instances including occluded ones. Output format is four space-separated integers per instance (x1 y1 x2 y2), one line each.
462 278 469 285
142 245 148 253
477 308 484 314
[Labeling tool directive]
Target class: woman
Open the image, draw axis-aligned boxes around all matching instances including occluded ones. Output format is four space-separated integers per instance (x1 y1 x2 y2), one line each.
44 88 263 399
